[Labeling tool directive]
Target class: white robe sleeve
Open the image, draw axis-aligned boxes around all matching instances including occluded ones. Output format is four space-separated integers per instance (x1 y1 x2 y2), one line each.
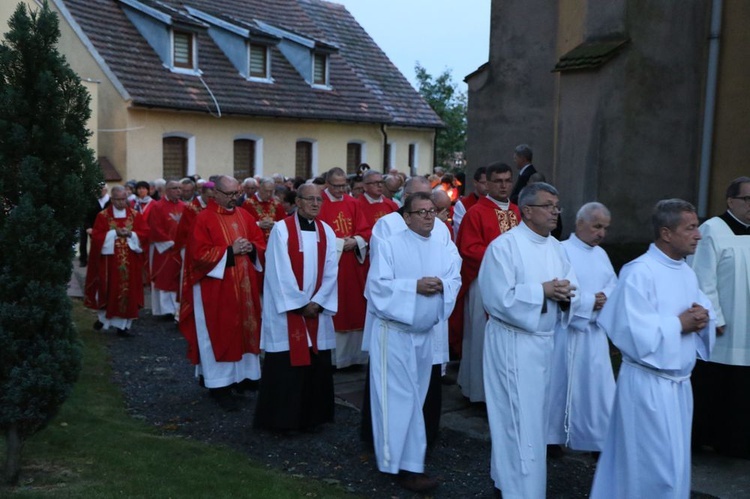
264 223 312 314
365 238 418 325
153 240 174 254
126 232 143 253
690 223 725 327
597 262 684 371
101 230 117 255
206 251 228 279
478 236 546 333
311 224 339 315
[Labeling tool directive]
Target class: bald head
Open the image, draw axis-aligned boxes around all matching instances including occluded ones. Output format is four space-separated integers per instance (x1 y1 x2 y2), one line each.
404 176 431 196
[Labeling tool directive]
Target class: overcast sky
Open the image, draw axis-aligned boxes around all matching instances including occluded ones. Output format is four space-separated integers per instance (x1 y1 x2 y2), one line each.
329 0 491 91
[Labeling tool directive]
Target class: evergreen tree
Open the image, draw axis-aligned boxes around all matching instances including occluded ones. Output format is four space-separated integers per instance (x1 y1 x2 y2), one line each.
0 2 101 485
414 63 467 169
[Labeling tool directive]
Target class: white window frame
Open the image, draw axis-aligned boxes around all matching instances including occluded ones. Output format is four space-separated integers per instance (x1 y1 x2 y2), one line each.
247 43 273 83
234 133 264 177
162 132 196 177
169 30 202 76
311 52 331 89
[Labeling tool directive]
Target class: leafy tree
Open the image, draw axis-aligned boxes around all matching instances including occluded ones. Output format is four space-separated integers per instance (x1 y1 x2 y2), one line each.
414 63 467 170
0 2 101 485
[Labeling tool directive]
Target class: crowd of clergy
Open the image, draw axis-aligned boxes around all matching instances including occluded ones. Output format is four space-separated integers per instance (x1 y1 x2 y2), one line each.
81 144 750 498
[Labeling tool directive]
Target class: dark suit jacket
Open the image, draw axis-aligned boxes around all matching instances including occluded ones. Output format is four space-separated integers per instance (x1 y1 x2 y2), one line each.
510 164 537 204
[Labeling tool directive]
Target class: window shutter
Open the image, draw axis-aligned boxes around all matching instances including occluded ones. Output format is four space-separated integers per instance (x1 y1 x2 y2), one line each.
249 44 267 78
313 53 327 85
173 32 192 68
234 139 256 179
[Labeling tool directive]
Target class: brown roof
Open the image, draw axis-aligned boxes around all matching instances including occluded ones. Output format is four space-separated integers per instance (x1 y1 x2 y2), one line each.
553 38 630 72
98 156 122 181
59 0 443 128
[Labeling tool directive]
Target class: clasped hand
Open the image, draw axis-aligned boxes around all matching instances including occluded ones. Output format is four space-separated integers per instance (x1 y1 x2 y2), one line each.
542 278 577 302
417 277 443 296
232 237 253 255
679 303 709 333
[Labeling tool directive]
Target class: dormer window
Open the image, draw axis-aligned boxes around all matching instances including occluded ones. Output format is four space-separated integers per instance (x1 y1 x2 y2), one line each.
173 30 194 69
249 43 270 80
313 53 328 87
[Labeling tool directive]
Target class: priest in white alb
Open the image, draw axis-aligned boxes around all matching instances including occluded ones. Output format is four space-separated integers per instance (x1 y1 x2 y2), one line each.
689 176 750 458
479 182 579 499
547 202 617 452
366 191 461 493
591 199 714 499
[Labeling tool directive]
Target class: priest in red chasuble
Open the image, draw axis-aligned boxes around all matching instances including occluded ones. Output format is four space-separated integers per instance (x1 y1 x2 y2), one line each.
179 176 266 412
84 185 149 337
455 162 521 403
318 167 370 368
241 177 285 241
148 180 185 319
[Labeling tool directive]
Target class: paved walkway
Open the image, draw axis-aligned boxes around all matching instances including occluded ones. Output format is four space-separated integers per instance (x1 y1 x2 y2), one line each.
68 262 750 498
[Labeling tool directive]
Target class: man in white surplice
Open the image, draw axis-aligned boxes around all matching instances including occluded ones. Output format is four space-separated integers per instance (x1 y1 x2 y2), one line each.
479 182 579 499
591 199 715 499
689 176 750 458
547 202 617 452
366 191 461 493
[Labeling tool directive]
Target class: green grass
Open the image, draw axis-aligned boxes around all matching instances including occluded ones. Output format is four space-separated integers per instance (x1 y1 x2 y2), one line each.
1 302 352 498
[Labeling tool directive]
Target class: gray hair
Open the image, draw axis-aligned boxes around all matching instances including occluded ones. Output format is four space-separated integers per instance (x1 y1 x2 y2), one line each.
111 185 126 196
242 177 258 187
259 177 274 188
726 176 750 199
514 144 533 162
153 178 166 188
651 199 696 240
518 182 558 209
576 202 610 223
363 169 382 182
180 177 195 187
297 182 320 198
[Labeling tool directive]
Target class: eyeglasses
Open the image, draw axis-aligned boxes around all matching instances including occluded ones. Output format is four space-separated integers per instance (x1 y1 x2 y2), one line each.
731 196 750 204
488 178 513 184
216 188 240 198
407 208 438 218
328 183 348 190
526 204 563 213
298 196 323 203
365 181 384 186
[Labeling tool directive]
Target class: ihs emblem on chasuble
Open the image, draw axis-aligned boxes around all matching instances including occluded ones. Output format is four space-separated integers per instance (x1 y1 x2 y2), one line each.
333 212 352 235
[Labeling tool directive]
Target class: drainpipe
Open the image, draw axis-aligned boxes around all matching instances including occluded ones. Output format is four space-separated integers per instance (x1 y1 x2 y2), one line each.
697 0 722 218
380 124 388 173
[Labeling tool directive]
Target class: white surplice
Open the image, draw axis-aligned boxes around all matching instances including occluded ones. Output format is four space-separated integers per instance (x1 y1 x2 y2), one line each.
689 216 750 365
260 219 338 353
366 229 461 474
479 222 579 499
590 244 715 499
362 212 458 365
547 233 617 451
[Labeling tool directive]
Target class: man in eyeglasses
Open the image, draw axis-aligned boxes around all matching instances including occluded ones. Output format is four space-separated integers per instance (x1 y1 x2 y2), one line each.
690 176 750 458
366 191 461 493
148 179 185 321
179 176 266 412
455 162 521 403
255 183 339 433
318 167 369 369
241 177 285 242
357 170 399 236
480 182 579 498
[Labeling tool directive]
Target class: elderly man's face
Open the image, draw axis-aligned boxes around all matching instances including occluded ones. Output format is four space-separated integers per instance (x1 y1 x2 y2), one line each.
258 183 274 202
576 210 610 247
326 174 348 200
243 182 257 197
164 182 181 202
363 174 384 198
296 186 323 219
728 182 750 225
405 198 437 238
662 211 702 259
111 190 129 211
523 191 560 237
180 183 195 201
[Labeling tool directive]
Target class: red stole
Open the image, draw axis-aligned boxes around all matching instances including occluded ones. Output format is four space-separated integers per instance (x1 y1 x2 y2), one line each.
285 216 327 366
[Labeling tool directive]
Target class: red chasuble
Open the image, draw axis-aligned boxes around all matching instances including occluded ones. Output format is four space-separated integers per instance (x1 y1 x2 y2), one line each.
179 200 266 365
449 197 520 356
318 192 369 332
84 206 149 319
241 196 285 241
284 216 327 366
356 195 399 242
175 198 206 301
148 197 185 292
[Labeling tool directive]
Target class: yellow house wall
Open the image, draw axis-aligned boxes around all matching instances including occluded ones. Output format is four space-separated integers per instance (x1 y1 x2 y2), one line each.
123 110 435 181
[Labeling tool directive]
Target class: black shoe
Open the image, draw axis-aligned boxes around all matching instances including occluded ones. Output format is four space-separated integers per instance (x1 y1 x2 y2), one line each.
116 328 135 338
79 260 87 268
395 471 439 493
494 487 503 499
162 313 175 322
233 379 259 394
210 387 239 412
547 444 564 459
198 375 206 388
93 320 104 331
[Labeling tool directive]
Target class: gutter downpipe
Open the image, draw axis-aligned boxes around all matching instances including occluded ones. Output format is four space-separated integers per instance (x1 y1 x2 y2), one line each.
697 0 722 218
380 123 388 173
